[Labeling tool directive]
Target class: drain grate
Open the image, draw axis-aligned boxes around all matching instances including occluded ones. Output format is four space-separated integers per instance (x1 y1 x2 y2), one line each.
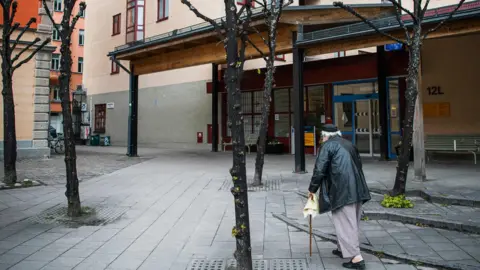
190 259 306 270
270 259 308 270
188 259 225 270
219 176 282 192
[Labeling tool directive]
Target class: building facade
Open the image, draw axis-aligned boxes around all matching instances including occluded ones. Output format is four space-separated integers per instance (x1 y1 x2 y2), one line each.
49 0 85 135
84 0 480 159
0 0 55 159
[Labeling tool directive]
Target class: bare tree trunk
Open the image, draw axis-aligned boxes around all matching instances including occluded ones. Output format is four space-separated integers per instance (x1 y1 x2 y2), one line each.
225 1 252 267
253 60 274 186
392 29 421 196
59 30 81 217
2 66 17 185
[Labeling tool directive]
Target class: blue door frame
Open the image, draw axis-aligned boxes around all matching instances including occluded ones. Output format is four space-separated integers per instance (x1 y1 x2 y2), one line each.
331 78 401 159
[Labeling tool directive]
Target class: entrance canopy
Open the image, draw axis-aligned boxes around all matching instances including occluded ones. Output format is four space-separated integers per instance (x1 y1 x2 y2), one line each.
296 1 480 55
107 4 396 75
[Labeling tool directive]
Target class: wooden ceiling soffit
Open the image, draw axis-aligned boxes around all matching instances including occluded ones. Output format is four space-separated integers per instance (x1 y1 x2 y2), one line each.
132 25 296 75
304 17 480 56
280 6 396 25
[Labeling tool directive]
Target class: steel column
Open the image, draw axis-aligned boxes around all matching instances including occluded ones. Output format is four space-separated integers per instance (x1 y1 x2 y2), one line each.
293 31 306 173
212 63 219 152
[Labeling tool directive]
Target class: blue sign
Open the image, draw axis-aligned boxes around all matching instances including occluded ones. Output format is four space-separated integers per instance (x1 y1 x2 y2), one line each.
385 43 403 51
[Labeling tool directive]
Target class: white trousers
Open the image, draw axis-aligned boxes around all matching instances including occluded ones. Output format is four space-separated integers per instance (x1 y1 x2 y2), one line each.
331 202 362 258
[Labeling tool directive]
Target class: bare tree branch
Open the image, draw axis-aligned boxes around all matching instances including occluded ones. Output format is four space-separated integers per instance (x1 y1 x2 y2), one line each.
69 1 86 36
9 1 18 26
387 0 417 23
333 2 408 45
251 26 269 47
246 37 268 61
11 37 40 63
386 0 411 44
11 17 36 51
181 0 225 38
8 22 20 36
42 0 62 38
421 0 431 17
12 38 51 72
423 0 465 39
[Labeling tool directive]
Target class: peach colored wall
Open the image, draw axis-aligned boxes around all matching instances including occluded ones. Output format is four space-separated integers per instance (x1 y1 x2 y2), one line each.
0 31 37 141
0 0 39 28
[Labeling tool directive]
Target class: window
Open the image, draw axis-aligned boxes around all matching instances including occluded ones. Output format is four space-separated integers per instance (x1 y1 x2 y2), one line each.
52 25 61 40
78 57 83 73
126 0 145 43
52 86 60 101
333 51 346 57
275 54 285 61
78 29 85 45
237 0 255 7
111 60 119 74
80 8 85 18
157 0 169 21
112 14 121 36
95 104 106 133
54 0 62 11
51 54 60 70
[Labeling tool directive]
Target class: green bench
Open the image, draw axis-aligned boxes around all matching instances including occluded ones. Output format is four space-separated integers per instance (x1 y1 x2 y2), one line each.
425 135 480 164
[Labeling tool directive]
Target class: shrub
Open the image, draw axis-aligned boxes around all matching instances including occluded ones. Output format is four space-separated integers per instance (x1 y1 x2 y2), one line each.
381 194 414 208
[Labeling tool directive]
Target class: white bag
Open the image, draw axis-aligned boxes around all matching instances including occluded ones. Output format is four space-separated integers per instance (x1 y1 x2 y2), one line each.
303 193 319 219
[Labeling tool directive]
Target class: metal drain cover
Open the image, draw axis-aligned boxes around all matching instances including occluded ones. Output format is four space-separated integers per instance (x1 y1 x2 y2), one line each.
270 259 308 270
190 259 307 270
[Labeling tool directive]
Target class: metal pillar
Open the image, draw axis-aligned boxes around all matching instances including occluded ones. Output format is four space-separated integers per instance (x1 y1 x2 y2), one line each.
212 64 219 152
377 46 389 160
127 65 139 157
293 31 306 173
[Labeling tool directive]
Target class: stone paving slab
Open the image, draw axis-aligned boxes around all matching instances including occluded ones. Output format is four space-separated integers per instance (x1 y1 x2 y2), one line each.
276 193 480 270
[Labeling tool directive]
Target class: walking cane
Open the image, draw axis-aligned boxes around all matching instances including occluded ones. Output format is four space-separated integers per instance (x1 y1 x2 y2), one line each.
309 214 312 257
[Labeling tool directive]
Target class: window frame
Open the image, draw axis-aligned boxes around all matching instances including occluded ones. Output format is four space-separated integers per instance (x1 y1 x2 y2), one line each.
78 57 84 73
54 0 62 12
111 60 120 74
126 0 145 44
78 29 85 46
112 13 121 36
80 8 85 18
52 86 60 101
51 53 60 70
157 0 169 22
52 25 61 41
94 104 107 134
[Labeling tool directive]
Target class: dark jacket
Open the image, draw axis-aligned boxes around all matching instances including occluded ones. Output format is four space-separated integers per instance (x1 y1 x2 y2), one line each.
308 136 371 214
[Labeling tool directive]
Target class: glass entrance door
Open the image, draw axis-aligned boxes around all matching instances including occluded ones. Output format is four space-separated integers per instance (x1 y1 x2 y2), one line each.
333 94 380 156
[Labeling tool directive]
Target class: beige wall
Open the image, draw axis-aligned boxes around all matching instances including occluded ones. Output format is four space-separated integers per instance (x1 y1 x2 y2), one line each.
421 33 480 135
0 31 37 141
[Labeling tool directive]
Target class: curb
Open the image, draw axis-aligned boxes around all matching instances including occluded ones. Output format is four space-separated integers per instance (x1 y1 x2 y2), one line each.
368 188 480 208
272 213 478 270
295 191 480 234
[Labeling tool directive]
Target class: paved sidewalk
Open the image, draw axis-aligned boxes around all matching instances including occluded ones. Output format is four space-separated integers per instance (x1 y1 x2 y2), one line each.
0 150 447 270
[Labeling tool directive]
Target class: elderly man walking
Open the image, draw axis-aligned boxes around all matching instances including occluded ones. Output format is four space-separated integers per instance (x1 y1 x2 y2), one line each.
308 124 371 269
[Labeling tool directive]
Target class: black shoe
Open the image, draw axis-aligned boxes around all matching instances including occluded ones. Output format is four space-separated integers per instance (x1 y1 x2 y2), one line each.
342 259 366 270
332 249 343 258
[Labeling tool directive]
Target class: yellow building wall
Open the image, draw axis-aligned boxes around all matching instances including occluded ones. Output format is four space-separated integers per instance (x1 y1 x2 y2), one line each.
421 33 480 134
0 36 37 141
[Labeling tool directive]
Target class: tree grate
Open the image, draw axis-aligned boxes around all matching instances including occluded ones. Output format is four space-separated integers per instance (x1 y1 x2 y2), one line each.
189 259 306 270
27 204 129 228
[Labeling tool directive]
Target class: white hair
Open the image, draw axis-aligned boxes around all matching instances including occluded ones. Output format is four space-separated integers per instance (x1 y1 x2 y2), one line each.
322 130 342 140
